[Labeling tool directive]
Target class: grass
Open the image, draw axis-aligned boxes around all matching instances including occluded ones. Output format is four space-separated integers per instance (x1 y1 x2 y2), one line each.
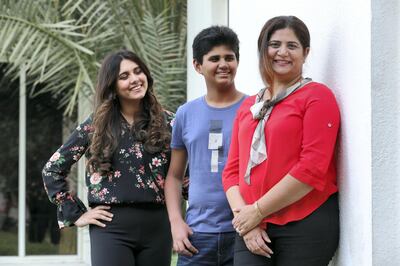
0 230 66 255
171 252 178 266
1 230 179 265
0 231 17 255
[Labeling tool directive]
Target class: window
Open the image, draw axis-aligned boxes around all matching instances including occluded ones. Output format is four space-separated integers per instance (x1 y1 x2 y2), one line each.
0 64 89 265
0 63 19 256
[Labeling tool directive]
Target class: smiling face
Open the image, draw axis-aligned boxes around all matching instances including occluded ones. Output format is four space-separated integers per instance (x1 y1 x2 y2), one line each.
116 59 148 104
267 27 309 82
194 45 238 90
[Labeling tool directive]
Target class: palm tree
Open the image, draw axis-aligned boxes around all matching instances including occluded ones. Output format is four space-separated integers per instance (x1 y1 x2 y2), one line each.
107 0 187 111
0 0 187 114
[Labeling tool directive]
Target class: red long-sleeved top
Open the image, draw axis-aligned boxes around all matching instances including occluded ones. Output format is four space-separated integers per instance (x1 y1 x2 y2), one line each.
222 82 340 226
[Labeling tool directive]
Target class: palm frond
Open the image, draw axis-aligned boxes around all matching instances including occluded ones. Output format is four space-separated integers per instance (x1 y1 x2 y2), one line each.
0 13 96 115
0 0 187 114
108 1 187 111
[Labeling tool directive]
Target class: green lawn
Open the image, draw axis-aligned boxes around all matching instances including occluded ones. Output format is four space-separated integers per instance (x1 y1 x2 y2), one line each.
1 231 178 265
171 252 178 266
0 230 64 255
0 231 17 255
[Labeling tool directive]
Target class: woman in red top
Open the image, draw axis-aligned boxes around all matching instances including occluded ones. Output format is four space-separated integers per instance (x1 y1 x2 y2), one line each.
222 16 340 266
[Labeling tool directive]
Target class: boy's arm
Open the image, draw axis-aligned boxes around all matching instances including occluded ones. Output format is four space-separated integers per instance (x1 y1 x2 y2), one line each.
165 148 198 256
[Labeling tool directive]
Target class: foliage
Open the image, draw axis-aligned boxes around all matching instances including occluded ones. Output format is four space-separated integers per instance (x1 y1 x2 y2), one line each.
0 0 187 114
0 229 76 255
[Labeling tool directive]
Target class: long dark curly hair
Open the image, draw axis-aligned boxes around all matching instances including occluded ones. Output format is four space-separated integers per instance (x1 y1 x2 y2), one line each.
87 50 171 175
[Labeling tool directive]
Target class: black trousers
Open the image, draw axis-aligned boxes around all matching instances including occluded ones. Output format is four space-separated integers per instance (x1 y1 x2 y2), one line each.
89 204 172 266
234 194 339 266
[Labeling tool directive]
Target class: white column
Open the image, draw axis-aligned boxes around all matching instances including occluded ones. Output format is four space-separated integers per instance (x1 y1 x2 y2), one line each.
371 0 400 264
187 0 228 101
77 91 92 264
18 64 26 257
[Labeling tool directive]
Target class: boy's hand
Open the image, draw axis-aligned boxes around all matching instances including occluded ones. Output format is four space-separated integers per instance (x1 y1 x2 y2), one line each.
171 218 199 256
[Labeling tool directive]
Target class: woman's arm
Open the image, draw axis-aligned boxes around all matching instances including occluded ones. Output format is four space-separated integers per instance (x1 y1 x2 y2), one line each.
232 174 313 235
222 112 248 215
233 85 340 235
225 186 246 212
224 112 273 257
42 117 92 228
222 114 242 201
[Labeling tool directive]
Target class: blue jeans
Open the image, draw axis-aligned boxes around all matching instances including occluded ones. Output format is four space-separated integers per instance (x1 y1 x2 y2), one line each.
177 231 235 266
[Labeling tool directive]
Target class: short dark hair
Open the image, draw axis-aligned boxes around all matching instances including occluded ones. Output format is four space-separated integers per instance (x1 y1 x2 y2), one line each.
258 16 310 85
192 25 240 64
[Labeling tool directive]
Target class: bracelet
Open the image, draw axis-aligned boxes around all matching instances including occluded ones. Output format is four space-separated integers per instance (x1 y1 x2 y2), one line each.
253 201 264 219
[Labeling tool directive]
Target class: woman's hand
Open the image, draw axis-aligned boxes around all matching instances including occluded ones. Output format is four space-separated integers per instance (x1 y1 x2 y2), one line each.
233 203 263 236
74 205 113 227
242 227 273 258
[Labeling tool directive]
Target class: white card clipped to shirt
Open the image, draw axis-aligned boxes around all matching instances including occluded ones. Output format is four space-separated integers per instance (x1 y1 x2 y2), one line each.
209 133 223 172
208 133 223 149
211 150 219 173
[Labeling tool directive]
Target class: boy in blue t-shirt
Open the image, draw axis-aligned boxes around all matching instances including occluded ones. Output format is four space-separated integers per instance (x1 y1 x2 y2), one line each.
165 26 246 266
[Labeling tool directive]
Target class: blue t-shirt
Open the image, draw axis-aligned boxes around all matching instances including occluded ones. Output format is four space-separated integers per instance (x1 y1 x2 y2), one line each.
171 95 246 233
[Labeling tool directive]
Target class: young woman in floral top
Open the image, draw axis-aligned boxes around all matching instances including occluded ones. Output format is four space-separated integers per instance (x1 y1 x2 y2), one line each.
42 50 174 266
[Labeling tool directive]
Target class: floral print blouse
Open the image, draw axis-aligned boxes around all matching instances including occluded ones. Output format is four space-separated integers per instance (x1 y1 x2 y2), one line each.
42 111 175 228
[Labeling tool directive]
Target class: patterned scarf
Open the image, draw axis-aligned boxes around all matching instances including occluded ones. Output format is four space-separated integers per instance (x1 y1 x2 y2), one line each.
244 78 312 184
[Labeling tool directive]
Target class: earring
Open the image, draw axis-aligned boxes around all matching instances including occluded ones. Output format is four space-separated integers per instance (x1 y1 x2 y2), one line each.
110 92 116 100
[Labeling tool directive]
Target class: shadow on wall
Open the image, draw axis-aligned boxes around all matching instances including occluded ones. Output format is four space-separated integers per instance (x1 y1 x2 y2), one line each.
322 24 342 266
371 0 400 264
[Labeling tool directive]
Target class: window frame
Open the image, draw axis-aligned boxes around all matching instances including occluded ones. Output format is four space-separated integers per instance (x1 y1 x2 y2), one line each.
0 61 90 266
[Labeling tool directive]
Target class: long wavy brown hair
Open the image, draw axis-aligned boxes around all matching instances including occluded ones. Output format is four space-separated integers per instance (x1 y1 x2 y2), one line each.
87 50 171 175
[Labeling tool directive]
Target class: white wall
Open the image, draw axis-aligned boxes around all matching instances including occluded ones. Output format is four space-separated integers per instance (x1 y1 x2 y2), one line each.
187 0 228 101
229 1 372 264
371 0 400 264
188 0 376 265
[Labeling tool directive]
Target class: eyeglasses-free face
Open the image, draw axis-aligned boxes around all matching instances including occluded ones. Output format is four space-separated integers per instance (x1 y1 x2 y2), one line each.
267 28 309 82
194 45 238 91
